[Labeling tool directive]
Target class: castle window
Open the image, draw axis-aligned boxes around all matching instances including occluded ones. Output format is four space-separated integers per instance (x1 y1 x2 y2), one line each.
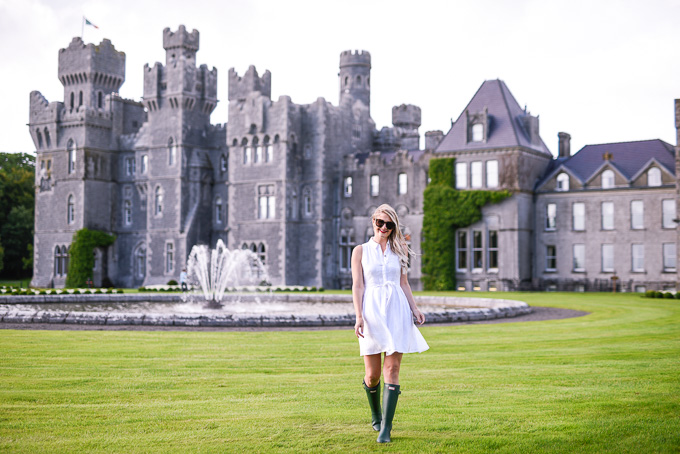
134 245 146 279
398 173 408 195
244 147 251 164
44 129 51 148
36 129 43 149
356 75 362 85
232 139 238 147
62 246 69 275
258 243 266 266
125 157 136 176
471 124 484 142
253 138 261 163
215 197 223 224
601 244 614 272
124 200 132 226
631 200 644 229
339 229 354 272
573 244 585 272
602 170 615 189
70 92 74 109
472 230 483 270
572 202 585 231
546 203 556 230
155 186 163 216
471 161 483 188
456 230 468 271
67 195 75 225
303 187 312 217
67 139 76 174
370 175 379 197
662 199 676 229
54 246 62 277
344 76 349 87
455 162 468 189
353 124 362 139
601 202 614 230
546 245 557 271
98 91 103 109
264 136 272 163
168 138 176 166
258 185 275 220
663 243 676 272
648 167 661 187
556 173 569 191
343 177 353 197
79 91 83 107
488 230 498 270
220 154 227 172
632 244 644 272
165 242 174 274
141 155 148 174
486 160 498 188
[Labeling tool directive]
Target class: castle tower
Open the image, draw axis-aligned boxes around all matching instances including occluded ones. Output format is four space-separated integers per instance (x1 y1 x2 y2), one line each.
58 37 125 112
339 50 371 111
392 104 421 151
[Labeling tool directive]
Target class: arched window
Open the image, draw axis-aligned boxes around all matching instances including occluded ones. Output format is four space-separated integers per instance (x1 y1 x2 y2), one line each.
344 76 349 87
70 92 75 109
241 243 249 250
155 186 163 215
242 138 250 164
168 138 176 166
302 187 312 217
215 197 223 224
36 129 43 149
253 137 261 164
556 173 569 191
78 91 83 107
648 167 662 187
124 200 132 226
258 243 266 265
356 75 362 85
232 138 238 147
601 169 615 189
98 91 103 108
134 245 146 279
263 136 272 163
250 243 257 253
63 246 69 275
67 139 76 173
54 246 61 277
220 154 227 172
165 242 174 274
44 128 51 148
67 195 75 224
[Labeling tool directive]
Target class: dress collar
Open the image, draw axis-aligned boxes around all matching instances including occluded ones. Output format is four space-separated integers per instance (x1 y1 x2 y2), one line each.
369 237 391 252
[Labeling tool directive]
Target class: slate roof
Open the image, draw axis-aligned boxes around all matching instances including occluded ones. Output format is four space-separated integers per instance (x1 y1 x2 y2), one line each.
535 139 676 189
435 79 552 155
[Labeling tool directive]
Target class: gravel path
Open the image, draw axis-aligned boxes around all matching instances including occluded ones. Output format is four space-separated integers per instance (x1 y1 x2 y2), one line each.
0 306 588 332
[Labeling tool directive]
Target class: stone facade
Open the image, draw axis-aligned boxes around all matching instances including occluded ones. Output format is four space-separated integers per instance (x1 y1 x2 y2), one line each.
29 26 679 292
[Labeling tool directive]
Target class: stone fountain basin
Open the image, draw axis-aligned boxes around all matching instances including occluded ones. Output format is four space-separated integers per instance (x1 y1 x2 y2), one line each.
0 293 531 327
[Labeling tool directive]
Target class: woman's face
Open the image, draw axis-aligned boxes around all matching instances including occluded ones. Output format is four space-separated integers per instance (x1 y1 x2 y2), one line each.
372 212 395 242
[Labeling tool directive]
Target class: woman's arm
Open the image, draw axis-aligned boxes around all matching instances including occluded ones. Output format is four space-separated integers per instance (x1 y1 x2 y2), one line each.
351 245 366 338
400 272 425 325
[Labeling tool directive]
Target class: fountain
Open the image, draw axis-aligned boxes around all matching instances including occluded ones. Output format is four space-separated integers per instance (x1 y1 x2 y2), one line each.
186 240 267 303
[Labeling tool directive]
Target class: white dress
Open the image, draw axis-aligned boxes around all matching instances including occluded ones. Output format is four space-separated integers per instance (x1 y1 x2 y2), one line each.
358 238 429 356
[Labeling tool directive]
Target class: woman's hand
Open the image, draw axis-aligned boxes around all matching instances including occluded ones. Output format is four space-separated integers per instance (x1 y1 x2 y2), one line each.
413 309 425 325
355 316 365 338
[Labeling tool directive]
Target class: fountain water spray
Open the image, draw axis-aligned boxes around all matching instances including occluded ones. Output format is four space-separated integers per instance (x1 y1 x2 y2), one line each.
186 240 268 302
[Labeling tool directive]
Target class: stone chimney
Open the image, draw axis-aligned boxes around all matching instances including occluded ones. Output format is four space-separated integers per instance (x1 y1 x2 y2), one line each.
425 130 444 150
558 132 571 158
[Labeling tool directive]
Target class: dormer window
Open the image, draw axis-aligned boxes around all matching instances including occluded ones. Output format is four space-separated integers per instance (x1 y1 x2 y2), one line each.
601 169 615 189
648 167 661 187
471 124 484 142
556 173 569 191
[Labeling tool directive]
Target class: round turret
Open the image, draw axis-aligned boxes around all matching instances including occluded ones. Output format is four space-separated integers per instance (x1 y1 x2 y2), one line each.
392 104 422 129
339 50 371 110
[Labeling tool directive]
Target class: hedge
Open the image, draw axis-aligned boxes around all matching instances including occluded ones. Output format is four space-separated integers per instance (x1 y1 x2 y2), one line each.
65 228 116 288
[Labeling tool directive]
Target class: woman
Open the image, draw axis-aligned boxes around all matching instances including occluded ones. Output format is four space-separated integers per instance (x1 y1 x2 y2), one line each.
351 204 429 443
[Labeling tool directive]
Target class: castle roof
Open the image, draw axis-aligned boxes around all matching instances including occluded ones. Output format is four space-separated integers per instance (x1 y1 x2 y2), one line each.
435 79 551 155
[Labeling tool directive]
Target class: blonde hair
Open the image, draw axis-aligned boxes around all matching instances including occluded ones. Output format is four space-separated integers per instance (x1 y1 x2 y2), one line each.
371 204 415 274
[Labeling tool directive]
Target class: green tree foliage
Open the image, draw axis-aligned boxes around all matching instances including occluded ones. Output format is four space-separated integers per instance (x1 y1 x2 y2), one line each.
422 158 511 290
65 229 116 288
0 153 35 278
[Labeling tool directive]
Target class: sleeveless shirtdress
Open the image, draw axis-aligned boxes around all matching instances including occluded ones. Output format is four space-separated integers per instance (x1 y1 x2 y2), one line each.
358 238 429 356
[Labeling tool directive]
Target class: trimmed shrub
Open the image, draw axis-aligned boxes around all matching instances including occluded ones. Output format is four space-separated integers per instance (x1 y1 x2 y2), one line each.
645 290 656 298
654 291 663 298
664 292 675 299
167 280 178 286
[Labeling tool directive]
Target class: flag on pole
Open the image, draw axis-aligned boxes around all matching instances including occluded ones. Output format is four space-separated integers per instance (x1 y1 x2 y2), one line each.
84 17 99 29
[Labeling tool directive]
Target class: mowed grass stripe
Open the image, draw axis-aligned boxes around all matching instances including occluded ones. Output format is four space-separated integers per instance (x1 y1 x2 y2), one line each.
0 292 679 453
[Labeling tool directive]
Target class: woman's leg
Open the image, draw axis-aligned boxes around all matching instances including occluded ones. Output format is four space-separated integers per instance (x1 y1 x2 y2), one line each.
364 354 382 387
382 352 402 385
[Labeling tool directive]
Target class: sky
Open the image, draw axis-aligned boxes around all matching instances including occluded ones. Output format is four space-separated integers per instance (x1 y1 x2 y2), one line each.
1 0 679 156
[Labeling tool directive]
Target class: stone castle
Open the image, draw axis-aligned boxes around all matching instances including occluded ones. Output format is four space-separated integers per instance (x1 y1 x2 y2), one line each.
29 25 679 292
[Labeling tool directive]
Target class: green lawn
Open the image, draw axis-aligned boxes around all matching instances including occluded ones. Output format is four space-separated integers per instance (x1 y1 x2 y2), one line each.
0 292 678 453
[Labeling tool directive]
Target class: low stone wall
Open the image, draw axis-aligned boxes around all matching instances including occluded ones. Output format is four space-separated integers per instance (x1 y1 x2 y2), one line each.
0 293 531 327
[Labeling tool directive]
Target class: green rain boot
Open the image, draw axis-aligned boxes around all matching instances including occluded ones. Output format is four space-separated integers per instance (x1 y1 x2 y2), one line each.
377 383 400 443
363 380 382 431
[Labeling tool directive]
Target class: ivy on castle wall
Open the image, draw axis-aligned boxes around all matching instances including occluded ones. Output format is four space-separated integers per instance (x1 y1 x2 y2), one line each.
65 228 115 288
422 158 511 291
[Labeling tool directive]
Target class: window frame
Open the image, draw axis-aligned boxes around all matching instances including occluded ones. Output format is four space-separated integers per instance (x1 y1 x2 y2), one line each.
545 203 556 231
601 244 614 272
601 201 614 230
662 199 676 229
572 202 585 231
546 245 557 271
486 160 498 188
631 200 644 230
471 161 483 189
455 162 468 189
573 244 586 272
631 243 645 272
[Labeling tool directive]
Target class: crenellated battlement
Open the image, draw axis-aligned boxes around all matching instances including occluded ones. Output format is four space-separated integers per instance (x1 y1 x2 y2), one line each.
228 66 271 101
163 25 199 51
339 50 371 68
392 104 422 128
58 37 125 87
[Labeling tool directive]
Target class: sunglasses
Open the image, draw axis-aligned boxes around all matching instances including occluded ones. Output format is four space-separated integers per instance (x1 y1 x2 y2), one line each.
374 219 395 230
